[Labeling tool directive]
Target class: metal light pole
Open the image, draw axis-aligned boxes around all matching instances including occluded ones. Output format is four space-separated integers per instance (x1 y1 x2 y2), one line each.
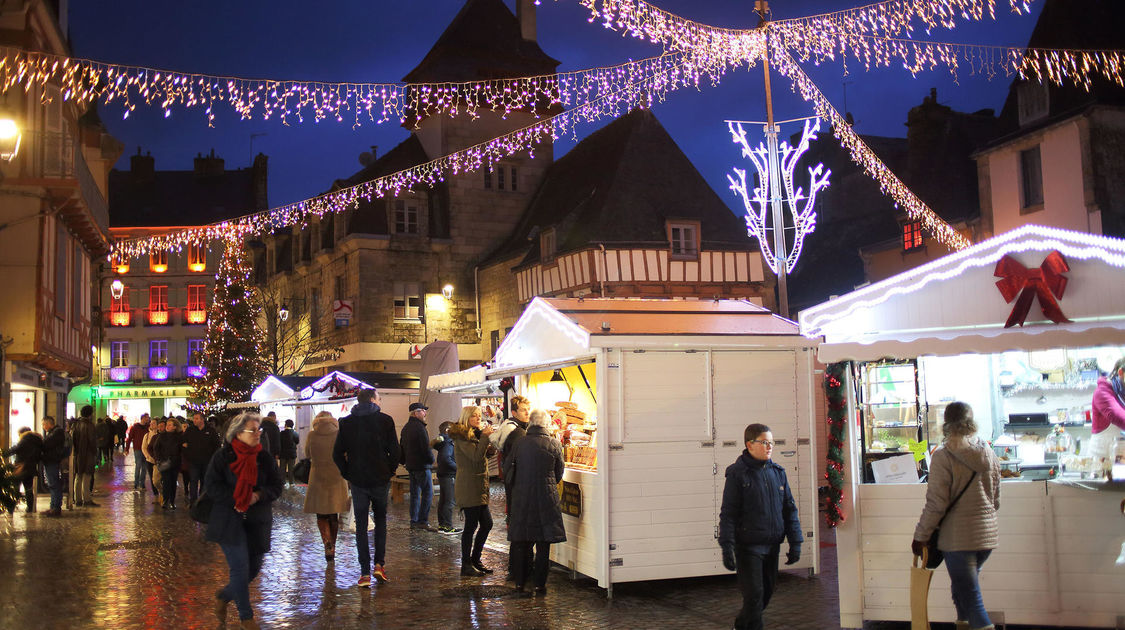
755 0 789 319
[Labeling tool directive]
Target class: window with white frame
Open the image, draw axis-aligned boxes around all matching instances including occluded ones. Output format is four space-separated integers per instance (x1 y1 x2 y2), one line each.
111 341 130 367
149 340 168 366
668 221 700 257
394 199 419 234
393 282 422 321
187 339 205 365
1020 145 1044 210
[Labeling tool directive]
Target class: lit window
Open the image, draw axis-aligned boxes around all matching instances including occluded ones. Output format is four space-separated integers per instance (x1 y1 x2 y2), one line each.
188 338 205 365
186 284 208 324
188 243 206 272
393 282 422 320
1020 146 1044 209
110 289 131 327
394 199 419 234
668 222 699 257
541 228 557 260
150 250 168 273
147 285 169 325
902 222 924 252
111 341 130 368
149 340 168 366
112 253 129 274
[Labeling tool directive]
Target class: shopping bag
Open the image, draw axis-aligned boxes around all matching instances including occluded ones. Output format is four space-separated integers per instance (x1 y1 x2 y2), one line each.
910 549 935 630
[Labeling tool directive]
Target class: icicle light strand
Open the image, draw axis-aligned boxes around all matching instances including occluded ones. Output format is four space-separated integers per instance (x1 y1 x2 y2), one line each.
770 45 971 251
112 53 738 259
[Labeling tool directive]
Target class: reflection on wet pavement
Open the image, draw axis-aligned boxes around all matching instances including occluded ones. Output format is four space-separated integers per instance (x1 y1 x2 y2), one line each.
1 453 847 629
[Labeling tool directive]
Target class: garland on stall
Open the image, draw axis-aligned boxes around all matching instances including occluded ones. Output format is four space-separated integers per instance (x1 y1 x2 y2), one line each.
824 362 848 528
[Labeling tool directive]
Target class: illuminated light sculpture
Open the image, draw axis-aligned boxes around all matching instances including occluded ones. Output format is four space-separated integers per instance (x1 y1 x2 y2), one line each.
109 310 132 327
147 366 172 381
185 365 207 379
109 367 132 382
146 308 170 325
185 309 207 325
727 117 830 275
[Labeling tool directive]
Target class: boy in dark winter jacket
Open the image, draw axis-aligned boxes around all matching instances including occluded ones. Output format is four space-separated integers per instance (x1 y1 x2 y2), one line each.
718 423 803 630
279 420 300 486
432 421 458 533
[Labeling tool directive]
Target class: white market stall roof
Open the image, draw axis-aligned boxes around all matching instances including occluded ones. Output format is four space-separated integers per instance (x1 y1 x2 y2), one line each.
250 371 419 404
799 224 1125 363
429 297 803 390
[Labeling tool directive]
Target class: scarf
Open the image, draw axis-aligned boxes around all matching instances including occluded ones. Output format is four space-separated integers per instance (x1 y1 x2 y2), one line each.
1112 374 1125 409
230 439 261 513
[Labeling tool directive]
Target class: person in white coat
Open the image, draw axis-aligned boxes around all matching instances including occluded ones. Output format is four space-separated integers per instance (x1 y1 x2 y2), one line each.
912 402 1001 630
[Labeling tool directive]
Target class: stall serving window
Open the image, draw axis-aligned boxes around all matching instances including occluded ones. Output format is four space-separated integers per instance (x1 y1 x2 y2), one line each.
523 363 598 472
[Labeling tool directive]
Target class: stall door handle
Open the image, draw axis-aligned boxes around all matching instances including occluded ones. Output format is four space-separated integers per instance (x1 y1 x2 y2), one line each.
780 450 797 457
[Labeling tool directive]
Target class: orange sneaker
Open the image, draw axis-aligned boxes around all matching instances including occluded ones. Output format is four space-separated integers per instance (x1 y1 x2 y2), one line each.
357 574 371 588
373 565 389 583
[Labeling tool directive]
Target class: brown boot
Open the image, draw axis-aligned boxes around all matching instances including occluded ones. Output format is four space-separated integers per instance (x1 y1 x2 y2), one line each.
316 517 334 560
239 619 259 630
214 594 228 624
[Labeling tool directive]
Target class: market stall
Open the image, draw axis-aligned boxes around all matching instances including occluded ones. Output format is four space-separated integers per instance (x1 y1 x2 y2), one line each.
799 225 1125 629
428 297 820 593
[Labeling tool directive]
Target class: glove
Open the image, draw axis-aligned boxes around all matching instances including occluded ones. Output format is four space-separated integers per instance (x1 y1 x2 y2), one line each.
785 543 801 565
911 539 927 558
721 543 737 571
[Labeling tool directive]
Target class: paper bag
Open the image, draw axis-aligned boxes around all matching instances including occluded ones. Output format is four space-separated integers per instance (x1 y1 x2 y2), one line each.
910 549 935 630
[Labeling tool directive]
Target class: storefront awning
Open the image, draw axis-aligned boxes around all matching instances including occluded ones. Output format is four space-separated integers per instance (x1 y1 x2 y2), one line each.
801 225 1125 362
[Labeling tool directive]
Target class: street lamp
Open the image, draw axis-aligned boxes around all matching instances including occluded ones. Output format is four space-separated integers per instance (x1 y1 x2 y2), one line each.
110 279 124 300
279 302 290 321
442 284 454 300
0 116 20 161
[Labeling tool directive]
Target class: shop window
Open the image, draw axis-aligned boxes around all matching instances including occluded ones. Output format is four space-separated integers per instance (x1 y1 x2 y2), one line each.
54 223 66 318
1020 145 1044 210
188 243 206 272
667 221 700 258
394 199 419 234
393 281 422 321
111 341 130 367
186 284 207 324
150 249 168 273
541 228 557 261
902 222 924 252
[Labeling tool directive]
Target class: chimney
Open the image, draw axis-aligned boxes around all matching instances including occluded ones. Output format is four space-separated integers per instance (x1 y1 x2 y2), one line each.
517 0 536 42
194 148 225 176
130 147 154 180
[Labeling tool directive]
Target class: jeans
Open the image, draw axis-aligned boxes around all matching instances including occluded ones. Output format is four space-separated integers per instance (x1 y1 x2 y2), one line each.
74 472 92 504
187 462 206 503
461 505 493 564
279 458 295 485
351 483 390 575
734 545 780 630
19 475 36 511
219 540 265 621
133 450 150 489
408 469 433 525
945 549 993 629
44 462 62 511
437 475 456 528
511 541 552 588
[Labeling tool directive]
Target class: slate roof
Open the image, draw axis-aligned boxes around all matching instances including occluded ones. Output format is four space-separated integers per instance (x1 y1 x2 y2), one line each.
402 0 559 84
485 108 755 268
109 155 267 227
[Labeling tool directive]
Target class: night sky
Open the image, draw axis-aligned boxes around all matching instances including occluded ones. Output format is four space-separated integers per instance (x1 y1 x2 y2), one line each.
67 0 1043 216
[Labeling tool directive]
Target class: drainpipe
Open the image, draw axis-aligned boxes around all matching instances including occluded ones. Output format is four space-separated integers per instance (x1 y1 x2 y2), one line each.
597 244 608 297
473 264 482 339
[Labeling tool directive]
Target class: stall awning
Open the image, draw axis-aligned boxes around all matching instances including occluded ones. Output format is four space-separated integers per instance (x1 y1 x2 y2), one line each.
801 225 1125 362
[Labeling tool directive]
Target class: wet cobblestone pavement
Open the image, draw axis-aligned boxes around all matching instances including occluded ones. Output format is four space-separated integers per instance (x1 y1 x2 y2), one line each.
0 454 1090 629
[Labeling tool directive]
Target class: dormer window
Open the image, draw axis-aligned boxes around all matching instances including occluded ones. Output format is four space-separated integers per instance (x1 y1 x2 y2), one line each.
902 221 924 252
541 228 557 261
667 220 700 258
1017 81 1049 126
188 243 206 272
150 250 168 273
394 199 419 234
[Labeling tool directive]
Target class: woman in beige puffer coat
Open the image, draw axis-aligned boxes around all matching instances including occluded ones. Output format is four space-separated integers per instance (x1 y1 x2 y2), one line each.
912 402 1001 630
303 411 350 562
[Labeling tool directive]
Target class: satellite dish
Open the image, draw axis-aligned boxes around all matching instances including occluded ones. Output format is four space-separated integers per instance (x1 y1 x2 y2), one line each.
358 152 374 167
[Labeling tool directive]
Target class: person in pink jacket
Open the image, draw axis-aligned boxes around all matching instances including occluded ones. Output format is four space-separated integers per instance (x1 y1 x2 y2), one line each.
1091 358 1125 476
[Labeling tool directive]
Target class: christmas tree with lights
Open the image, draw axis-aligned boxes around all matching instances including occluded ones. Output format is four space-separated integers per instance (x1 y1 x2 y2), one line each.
190 237 267 412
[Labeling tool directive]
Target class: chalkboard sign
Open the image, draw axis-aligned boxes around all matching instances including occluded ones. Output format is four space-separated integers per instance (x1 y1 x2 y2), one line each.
560 480 582 518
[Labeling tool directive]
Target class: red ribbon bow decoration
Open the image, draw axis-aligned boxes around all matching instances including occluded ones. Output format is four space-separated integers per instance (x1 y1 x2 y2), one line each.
994 250 1072 328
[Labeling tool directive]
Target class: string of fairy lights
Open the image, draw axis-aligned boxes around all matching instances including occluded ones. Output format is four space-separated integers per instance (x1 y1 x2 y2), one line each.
0 47 707 128
34 0 1116 258
111 51 732 259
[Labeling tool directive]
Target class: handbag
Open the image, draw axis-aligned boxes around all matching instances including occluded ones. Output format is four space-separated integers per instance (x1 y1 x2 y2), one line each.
294 458 311 485
190 493 213 524
910 547 936 630
924 471 977 569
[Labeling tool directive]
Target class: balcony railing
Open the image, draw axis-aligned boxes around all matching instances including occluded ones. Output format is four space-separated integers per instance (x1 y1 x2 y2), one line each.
146 365 175 381
184 365 208 379
144 307 175 326
106 309 134 327
183 308 208 325
102 366 141 383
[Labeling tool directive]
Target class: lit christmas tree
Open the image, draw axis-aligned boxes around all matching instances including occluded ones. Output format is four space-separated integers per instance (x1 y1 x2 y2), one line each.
190 236 267 412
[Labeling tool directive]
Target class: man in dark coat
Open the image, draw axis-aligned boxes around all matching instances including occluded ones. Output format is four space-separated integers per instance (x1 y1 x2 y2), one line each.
71 405 100 507
333 388 398 586
96 417 115 468
278 419 300 486
261 412 281 460
432 421 459 533
400 402 435 530
503 410 566 593
115 416 128 451
41 416 66 516
497 394 531 577
183 411 221 505
7 426 44 512
718 423 803 630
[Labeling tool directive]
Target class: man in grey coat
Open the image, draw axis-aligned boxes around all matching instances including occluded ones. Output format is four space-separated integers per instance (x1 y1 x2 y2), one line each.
912 402 1001 630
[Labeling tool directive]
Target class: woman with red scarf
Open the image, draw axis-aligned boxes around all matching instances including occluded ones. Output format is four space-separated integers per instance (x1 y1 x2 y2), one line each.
205 412 283 629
